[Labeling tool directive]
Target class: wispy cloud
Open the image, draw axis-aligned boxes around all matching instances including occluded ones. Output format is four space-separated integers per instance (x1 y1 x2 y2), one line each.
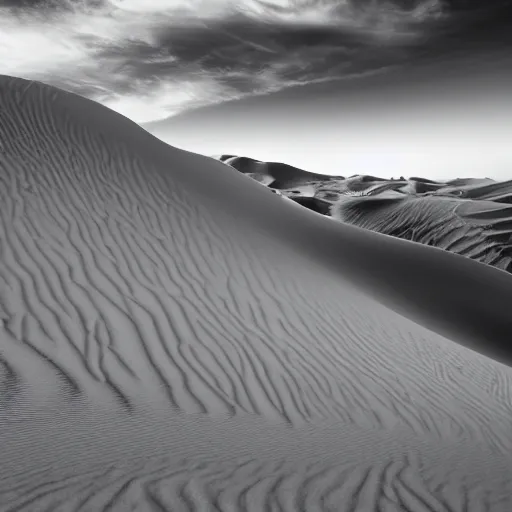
0 0 447 123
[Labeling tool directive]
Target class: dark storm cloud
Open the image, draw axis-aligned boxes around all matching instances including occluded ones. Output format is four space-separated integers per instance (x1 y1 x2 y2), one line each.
108 17 412 82
1 0 106 8
88 4 439 107
1 0 509 123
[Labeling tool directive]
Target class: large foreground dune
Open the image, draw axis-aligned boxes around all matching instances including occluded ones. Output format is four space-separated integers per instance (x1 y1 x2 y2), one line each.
1 75 512 511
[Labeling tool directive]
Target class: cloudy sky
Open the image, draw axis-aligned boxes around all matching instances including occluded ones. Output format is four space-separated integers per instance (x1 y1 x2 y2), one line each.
1 0 511 178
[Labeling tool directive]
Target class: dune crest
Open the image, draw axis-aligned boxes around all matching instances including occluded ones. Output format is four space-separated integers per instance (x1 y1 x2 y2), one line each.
218 154 512 273
1 76 512 510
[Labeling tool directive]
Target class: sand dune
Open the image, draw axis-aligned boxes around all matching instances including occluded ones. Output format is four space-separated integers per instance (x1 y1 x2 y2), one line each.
333 194 512 273
219 155 512 274
1 76 512 511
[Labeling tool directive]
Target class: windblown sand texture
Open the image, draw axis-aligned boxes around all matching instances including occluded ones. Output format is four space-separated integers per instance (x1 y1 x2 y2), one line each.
1 76 512 511
219 155 512 273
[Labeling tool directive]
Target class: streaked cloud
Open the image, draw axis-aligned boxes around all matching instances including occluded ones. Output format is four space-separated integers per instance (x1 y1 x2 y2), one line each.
0 0 448 123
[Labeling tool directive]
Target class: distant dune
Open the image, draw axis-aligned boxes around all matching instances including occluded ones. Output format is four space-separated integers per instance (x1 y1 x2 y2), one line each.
2 76 512 511
218 154 512 274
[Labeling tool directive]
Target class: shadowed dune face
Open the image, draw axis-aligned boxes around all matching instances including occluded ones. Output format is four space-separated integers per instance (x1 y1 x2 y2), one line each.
219 154 512 274
2 76 512 509
332 194 512 273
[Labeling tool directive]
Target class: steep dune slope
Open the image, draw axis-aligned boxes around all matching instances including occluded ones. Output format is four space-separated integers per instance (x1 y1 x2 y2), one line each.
1 76 512 511
219 155 512 274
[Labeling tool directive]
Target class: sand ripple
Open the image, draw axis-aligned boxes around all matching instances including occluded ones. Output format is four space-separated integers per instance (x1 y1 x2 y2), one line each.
1 76 512 511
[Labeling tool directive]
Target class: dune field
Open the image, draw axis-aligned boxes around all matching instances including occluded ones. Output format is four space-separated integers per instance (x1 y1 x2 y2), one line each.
217 155 512 274
1 75 512 511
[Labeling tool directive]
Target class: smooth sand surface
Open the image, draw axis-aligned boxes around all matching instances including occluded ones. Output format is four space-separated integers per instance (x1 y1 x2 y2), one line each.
1 75 512 511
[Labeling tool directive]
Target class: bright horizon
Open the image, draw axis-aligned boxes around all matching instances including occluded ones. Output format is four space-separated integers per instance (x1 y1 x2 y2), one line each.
144 58 512 181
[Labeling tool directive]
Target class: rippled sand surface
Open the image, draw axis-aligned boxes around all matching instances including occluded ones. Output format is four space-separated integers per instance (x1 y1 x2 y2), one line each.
1 76 512 511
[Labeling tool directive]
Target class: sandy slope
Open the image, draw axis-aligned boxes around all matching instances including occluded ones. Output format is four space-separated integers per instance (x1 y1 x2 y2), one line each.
1 75 512 511
218 155 512 274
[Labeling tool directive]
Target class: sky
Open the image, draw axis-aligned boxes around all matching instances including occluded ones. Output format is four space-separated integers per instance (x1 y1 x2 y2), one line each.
1 0 511 179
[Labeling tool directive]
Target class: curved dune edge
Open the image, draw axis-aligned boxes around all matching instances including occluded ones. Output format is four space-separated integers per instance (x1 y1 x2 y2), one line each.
219 155 512 274
1 75 512 510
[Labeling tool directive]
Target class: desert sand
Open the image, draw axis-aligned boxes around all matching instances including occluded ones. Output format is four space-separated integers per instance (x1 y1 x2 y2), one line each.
218 155 512 274
1 75 512 511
